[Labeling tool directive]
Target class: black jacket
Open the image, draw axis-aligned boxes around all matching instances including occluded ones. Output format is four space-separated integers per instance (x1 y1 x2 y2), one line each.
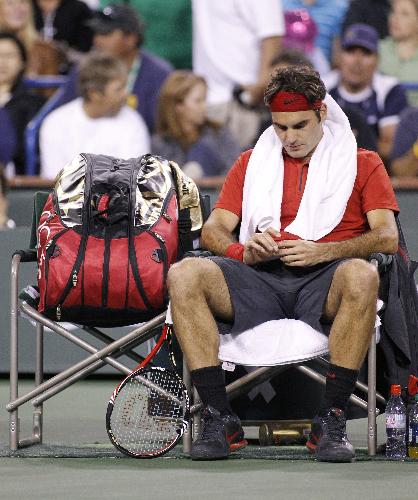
379 222 418 388
4 83 45 175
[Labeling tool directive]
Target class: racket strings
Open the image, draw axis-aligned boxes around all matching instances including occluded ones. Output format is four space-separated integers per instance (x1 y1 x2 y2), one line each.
110 368 187 456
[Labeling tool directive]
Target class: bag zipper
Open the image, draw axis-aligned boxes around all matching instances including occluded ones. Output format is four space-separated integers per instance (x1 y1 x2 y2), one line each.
148 230 169 297
53 231 88 319
43 228 70 307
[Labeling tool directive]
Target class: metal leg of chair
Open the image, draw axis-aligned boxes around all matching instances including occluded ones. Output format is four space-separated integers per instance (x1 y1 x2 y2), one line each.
9 255 20 450
367 330 377 456
182 361 192 454
32 322 44 444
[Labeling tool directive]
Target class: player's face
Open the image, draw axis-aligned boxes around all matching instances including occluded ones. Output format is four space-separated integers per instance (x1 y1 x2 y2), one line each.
339 47 378 92
271 107 326 159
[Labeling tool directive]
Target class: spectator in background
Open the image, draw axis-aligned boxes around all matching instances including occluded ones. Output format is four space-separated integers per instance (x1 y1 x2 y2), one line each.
342 0 391 40
32 0 94 60
323 24 408 162
53 4 173 133
390 107 418 176
282 0 349 65
379 0 418 107
39 52 150 179
0 0 66 76
283 9 330 76
0 32 45 175
192 0 284 150
152 71 240 179
100 0 192 69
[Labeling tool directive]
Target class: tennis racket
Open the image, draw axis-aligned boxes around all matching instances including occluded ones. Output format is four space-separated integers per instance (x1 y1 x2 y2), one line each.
106 324 190 458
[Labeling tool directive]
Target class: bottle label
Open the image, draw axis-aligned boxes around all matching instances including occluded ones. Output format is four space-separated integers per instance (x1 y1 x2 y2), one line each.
409 423 418 445
386 414 406 429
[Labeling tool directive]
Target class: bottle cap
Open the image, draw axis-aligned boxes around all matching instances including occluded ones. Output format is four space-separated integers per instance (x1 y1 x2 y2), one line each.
390 384 401 396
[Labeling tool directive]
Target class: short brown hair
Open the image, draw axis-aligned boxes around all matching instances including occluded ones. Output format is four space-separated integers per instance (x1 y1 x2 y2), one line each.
264 65 326 108
77 52 128 100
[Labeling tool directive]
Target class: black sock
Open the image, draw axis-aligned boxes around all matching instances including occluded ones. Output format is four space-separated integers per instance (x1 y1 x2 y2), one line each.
321 363 359 413
190 365 231 414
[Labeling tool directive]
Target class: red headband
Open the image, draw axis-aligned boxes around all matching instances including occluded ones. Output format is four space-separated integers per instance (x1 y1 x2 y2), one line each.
269 91 322 112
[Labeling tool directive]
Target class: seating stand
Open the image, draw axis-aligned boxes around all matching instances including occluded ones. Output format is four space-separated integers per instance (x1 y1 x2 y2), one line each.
8 252 167 451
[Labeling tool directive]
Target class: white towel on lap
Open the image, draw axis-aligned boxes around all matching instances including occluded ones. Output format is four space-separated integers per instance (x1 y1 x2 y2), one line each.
239 94 357 244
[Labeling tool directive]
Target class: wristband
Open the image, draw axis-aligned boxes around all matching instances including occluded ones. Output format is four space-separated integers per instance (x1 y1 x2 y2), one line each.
225 243 245 262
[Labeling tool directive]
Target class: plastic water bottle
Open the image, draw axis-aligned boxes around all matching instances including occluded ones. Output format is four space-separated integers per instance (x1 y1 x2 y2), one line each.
408 394 418 458
385 384 406 459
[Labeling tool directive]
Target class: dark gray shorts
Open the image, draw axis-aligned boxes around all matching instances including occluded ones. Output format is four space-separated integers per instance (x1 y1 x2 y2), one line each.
209 256 346 336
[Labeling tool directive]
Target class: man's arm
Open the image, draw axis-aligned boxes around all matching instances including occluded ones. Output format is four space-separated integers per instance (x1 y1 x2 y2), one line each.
276 209 399 267
201 208 241 255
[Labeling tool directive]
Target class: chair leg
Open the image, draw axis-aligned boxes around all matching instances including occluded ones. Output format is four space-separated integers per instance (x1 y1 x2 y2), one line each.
367 329 377 456
32 323 44 444
9 255 21 451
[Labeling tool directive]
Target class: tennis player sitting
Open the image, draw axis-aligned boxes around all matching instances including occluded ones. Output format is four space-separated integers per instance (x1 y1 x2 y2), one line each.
168 66 399 462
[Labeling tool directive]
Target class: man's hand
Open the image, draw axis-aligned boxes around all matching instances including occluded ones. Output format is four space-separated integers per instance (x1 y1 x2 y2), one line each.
276 240 331 267
243 227 281 265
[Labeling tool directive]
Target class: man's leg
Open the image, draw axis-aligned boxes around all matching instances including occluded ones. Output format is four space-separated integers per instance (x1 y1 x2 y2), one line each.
168 257 233 370
167 257 246 459
324 258 379 403
310 259 379 462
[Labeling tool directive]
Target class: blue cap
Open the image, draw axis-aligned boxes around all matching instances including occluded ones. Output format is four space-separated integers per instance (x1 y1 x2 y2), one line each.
342 23 379 53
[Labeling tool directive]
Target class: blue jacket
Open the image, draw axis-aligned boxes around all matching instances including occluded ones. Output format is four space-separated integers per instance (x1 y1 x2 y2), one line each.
0 108 17 165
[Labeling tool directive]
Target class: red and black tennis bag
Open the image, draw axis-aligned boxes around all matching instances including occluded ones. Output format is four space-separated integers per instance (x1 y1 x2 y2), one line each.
37 153 204 326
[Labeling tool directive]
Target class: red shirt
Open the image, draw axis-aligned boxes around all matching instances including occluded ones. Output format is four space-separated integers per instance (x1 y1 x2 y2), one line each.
215 148 399 243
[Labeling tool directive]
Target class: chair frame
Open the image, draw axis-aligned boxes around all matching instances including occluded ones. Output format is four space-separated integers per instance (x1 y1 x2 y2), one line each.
7 251 386 455
7 250 167 450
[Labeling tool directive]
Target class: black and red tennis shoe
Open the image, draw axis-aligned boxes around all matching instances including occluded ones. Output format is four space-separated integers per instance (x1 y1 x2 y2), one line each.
306 408 355 462
190 406 248 460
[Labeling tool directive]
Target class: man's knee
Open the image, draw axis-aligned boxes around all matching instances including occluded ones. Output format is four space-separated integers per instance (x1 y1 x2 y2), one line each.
338 259 379 303
167 257 216 298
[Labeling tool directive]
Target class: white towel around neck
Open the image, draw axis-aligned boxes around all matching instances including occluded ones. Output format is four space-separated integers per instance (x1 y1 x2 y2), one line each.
239 94 357 243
